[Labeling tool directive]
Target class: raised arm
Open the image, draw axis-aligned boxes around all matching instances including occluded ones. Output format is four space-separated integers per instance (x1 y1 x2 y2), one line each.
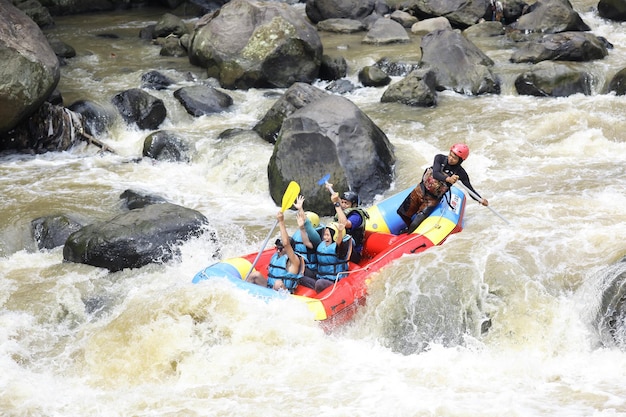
277 211 301 273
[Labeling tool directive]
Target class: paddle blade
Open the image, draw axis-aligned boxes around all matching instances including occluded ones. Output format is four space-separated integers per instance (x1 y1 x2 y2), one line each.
281 181 300 212
317 174 330 186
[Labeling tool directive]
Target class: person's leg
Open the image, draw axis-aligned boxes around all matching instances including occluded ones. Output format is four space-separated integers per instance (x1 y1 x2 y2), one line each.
315 278 333 293
299 275 317 289
406 197 439 233
246 271 268 287
397 187 422 227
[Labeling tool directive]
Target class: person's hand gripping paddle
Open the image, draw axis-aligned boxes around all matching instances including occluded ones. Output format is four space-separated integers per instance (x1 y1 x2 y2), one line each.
244 181 300 280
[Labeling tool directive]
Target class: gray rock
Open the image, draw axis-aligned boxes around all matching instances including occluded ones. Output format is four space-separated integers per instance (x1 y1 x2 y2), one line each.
514 61 593 97
268 95 395 214
420 28 500 95
173 84 233 117
111 88 167 130
32 214 83 250
381 69 438 107
509 0 591 33
253 82 329 143
189 0 323 89
305 0 376 24
0 1 60 134
63 203 210 272
510 31 609 64
362 18 410 44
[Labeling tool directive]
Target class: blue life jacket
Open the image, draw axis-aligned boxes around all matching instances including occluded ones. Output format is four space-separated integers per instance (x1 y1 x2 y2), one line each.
267 253 304 292
292 229 317 271
316 235 351 282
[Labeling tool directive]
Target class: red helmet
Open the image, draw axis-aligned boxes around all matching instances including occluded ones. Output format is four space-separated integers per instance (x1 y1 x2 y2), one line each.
450 143 469 160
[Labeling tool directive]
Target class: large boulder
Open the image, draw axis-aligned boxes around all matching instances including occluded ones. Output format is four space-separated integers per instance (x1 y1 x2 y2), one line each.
173 85 233 117
188 0 323 89
305 0 377 24
420 28 500 95
514 61 593 97
111 88 167 130
0 0 60 134
268 95 395 215
598 0 626 21
404 0 489 29
381 69 438 107
31 214 84 250
509 0 591 33
253 82 329 143
607 67 626 95
510 32 609 64
63 202 210 272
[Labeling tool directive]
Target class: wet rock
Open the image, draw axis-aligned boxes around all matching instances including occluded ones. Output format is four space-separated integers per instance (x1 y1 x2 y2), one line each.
358 65 391 87
514 61 593 97
140 70 176 90
390 10 419 28
173 85 233 116
420 28 500 95
319 54 348 81
598 0 626 21
253 82 329 144
510 31 609 64
157 36 188 57
362 18 410 44
374 57 420 77
410 16 452 36
508 0 591 33
63 202 210 272
325 79 357 94
268 95 395 215
67 100 115 136
381 68 438 107
0 1 60 134
606 67 626 95
305 0 376 24
119 189 167 210
11 0 55 28
142 130 190 162
31 214 84 250
111 88 167 130
404 0 489 28
189 0 323 89
316 18 366 33
153 13 189 38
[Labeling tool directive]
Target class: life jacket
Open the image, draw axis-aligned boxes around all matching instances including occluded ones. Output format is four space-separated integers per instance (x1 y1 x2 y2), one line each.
422 167 450 198
316 235 351 282
267 253 304 292
334 208 368 249
292 229 317 271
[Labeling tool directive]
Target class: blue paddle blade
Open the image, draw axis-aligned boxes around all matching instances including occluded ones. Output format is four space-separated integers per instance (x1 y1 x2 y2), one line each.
317 173 330 186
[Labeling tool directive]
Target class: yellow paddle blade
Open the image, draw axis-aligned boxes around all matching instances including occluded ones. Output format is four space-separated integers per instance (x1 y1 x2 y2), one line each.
281 181 300 212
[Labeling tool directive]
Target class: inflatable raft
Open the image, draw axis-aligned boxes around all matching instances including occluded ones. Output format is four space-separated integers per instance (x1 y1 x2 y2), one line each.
193 185 466 329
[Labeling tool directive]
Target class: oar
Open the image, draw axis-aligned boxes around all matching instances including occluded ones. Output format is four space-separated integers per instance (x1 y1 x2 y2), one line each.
244 181 301 280
455 182 510 225
317 173 335 194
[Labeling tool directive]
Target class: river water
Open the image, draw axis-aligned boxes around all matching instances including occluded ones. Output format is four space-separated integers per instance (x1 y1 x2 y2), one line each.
1 4 626 416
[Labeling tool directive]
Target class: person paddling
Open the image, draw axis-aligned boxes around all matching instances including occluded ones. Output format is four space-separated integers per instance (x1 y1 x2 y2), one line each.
397 143 489 234
246 211 305 292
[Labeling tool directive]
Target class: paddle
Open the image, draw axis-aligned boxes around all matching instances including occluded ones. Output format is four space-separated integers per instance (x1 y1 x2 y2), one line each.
317 173 335 194
454 182 510 225
244 181 301 280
